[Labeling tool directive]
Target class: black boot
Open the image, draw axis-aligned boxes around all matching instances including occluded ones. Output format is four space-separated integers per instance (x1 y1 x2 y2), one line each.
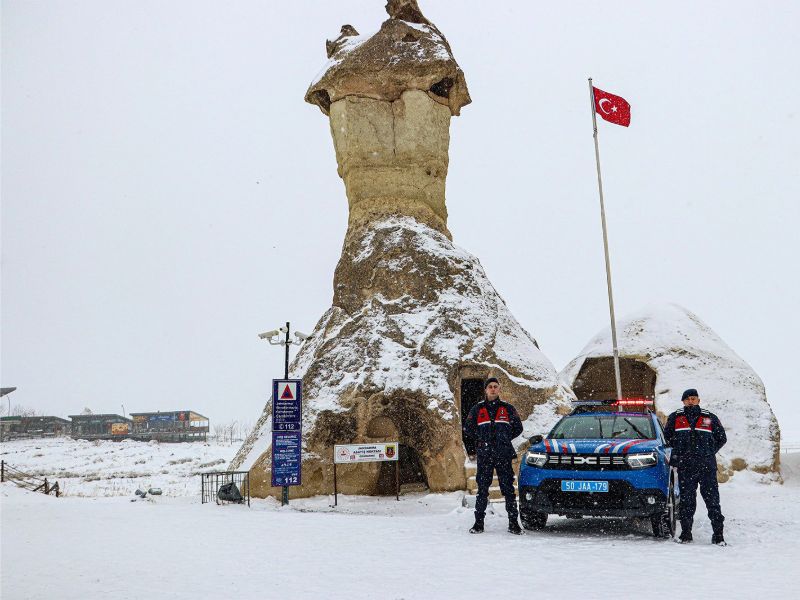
505 496 522 535
678 519 693 543
712 526 726 546
678 522 693 543
469 519 484 534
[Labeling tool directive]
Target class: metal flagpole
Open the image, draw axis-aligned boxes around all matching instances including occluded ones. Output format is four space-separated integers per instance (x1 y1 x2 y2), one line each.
588 77 623 402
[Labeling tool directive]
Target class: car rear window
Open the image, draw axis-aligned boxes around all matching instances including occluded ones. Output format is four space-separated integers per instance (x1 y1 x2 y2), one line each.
550 415 655 440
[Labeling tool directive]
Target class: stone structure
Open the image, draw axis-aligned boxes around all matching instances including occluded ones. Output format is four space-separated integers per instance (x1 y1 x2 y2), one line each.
560 303 781 480
231 1 573 498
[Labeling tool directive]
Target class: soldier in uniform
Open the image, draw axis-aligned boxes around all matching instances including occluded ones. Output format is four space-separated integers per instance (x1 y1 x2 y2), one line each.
464 378 524 535
664 388 728 545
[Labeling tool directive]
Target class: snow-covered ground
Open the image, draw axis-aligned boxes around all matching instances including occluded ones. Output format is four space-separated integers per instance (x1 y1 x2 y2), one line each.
0 437 239 497
1 439 799 599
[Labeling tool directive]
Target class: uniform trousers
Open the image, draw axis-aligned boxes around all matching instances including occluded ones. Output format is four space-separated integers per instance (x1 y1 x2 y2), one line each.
474 454 518 522
676 455 724 533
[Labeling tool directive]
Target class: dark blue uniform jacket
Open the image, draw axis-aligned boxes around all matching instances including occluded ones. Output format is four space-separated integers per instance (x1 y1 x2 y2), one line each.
464 399 524 460
663 406 726 465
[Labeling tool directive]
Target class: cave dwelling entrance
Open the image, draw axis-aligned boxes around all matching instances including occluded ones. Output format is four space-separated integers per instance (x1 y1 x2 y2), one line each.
369 415 429 495
571 357 657 402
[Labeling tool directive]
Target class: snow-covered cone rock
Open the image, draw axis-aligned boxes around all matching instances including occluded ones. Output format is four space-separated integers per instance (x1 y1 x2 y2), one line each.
560 303 780 480
230 1 572 498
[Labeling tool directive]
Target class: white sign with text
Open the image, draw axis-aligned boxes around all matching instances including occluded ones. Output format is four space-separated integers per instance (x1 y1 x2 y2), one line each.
334 443 399 464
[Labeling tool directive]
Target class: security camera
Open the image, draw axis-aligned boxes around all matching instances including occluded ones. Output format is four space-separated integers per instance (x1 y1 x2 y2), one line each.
294 331 310 341
278 326 288 333
258 330 279 340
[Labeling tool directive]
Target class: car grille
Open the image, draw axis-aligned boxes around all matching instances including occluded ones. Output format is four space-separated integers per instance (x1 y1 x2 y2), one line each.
543 453 629 471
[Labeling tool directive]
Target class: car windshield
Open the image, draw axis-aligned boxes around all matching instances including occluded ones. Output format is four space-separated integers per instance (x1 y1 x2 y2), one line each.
549 415 655 440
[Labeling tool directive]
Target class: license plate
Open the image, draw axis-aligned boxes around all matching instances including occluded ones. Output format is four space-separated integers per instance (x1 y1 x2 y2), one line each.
561 480 609 493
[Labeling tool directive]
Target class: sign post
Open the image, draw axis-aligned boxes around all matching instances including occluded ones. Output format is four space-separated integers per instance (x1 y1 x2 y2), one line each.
272 378 303 505
332 442 400 506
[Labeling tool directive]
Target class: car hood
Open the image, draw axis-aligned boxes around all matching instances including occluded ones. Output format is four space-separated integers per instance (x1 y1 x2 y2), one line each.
529 438 661 455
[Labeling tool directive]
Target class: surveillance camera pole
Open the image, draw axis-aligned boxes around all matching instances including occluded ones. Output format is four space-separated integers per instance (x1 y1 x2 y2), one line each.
261 321 308 507
281 321 290 506
283 322 290 379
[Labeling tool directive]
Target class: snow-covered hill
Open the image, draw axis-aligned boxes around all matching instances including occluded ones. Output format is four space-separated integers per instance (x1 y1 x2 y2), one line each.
0 438 238 497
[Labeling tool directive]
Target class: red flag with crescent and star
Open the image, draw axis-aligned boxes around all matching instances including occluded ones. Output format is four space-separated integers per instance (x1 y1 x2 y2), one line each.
593 86 631 127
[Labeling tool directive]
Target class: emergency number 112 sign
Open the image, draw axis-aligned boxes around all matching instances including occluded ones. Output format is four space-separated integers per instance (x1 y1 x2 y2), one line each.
271 379 303 487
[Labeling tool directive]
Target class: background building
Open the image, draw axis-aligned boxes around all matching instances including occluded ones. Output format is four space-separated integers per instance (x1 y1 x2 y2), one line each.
129 411 209 442
0 416 71 440
69 414 132 440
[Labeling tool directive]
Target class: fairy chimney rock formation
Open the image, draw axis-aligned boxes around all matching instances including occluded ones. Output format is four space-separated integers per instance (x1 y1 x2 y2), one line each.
232 1 573 498
560 303 781 480
306 0 470 237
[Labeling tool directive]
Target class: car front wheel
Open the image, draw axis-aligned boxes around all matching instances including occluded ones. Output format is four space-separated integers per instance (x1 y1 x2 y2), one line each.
651 476 677 538
521 511 548 531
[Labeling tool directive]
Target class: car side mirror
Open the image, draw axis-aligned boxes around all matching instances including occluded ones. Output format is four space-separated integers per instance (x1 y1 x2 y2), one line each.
527 434 543 444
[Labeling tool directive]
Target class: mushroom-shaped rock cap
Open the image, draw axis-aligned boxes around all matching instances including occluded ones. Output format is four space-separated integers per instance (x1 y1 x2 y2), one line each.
306 0 471 116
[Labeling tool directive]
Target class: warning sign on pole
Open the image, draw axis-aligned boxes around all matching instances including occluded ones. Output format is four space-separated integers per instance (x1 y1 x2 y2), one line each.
272 379 302 432
272 379 303 487
279 381 297 400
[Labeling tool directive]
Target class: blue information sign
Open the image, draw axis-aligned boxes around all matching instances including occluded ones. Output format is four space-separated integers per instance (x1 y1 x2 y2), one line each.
271 431 302 486
271 379 303 487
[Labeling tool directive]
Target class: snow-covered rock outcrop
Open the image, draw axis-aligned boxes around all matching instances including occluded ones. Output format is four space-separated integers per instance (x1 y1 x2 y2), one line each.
232 215 573 497
231 1 572 498
560 303 780 479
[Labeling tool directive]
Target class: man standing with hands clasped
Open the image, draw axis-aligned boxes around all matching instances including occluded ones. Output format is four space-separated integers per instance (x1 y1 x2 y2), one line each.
664 388 728 545
464 377 524 535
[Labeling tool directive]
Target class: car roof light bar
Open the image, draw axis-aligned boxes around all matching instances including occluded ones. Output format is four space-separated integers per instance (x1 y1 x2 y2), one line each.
570 398 654 413
571 398 653 405
614 398 654 407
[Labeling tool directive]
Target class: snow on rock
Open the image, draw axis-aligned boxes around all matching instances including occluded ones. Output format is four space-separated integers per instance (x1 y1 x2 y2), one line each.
232 216 573 495
300 216 565 410
239 1 569 499
305 1 471 116
560 303 780 478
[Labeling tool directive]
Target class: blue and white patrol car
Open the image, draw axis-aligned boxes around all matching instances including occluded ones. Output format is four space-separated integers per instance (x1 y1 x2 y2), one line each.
518 399 679 537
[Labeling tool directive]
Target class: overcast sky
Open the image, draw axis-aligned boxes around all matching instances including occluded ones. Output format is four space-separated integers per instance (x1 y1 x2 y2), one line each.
2 1 798 440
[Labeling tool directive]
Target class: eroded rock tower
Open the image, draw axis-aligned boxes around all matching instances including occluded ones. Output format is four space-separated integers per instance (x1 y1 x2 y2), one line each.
232 0 573 498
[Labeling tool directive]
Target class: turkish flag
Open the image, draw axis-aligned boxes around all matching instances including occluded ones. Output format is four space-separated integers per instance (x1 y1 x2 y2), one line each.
593 87 631 127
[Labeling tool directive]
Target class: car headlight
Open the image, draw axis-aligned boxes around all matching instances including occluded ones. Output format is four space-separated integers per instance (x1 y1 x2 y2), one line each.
626 452 657 468
525 451 547 467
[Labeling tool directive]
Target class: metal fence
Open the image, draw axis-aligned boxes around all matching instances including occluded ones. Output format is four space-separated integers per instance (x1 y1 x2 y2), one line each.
1 460 60 497
200 470 250 507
